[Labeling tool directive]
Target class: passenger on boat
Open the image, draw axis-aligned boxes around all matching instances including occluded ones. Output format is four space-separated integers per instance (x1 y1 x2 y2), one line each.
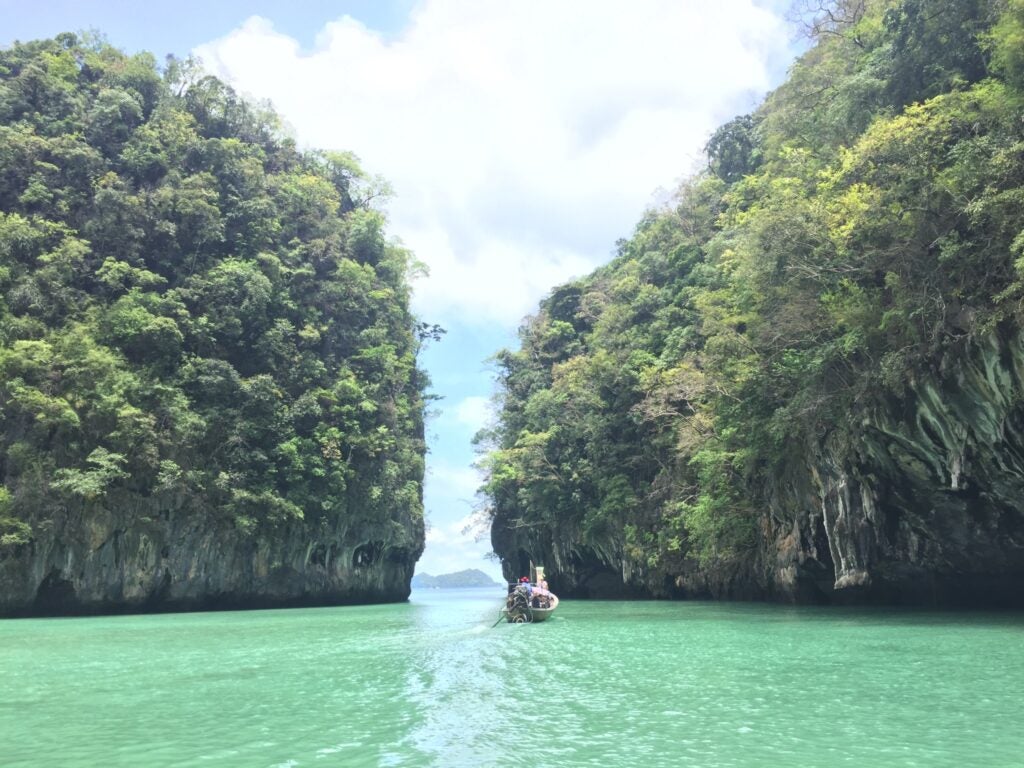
530 582 552 608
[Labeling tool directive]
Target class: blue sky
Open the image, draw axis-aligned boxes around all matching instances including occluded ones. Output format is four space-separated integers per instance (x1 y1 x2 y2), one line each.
1 1 416 55
3 1 802 581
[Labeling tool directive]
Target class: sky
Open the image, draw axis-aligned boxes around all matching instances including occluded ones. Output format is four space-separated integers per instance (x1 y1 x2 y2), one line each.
3 1 804 582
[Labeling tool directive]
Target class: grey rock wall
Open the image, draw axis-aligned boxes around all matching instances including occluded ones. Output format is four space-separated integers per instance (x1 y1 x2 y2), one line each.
0 492 423 616
766 326 1024 605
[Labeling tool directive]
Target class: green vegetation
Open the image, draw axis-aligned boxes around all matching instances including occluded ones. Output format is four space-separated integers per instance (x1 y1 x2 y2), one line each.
0 35 427 544
481 0 1024 583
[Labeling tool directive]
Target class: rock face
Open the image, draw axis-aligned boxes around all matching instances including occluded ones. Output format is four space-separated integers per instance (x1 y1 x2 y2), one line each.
494 327 1024 606
764 326 1024 606
0 494 423 616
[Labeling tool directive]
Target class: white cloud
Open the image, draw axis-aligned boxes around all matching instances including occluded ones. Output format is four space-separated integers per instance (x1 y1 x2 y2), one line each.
453 395 491 433
194 1 792 327
424 457 481 504
425 512 475 545
419 459 496 575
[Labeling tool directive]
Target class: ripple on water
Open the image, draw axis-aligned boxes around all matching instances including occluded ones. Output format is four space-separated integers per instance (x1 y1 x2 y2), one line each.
1 593 1023 767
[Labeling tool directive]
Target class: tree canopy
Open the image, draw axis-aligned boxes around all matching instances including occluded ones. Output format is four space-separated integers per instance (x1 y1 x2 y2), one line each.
0 35 427 547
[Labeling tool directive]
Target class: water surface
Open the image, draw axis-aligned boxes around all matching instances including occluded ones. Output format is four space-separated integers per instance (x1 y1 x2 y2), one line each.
2 589 1022 766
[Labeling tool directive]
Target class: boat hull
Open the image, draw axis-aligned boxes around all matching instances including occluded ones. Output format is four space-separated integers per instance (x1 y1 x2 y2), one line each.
503 593 559 623
527 595 559 622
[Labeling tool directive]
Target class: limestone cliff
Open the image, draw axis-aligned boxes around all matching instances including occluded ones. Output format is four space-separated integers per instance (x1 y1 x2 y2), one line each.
493 327 1024 606
0 491 423 616
762 326 1024 606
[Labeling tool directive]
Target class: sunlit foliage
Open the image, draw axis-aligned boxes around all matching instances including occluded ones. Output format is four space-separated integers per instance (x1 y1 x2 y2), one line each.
0 35 427 542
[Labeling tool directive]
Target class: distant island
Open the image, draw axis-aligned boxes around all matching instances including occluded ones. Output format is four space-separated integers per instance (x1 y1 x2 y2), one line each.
412 569 502 589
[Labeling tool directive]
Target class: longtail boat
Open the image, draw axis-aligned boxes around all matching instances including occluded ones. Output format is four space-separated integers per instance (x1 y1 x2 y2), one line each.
498 565 558 623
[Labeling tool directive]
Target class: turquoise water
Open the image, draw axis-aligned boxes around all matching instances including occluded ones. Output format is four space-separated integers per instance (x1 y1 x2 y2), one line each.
1 589 1022 767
